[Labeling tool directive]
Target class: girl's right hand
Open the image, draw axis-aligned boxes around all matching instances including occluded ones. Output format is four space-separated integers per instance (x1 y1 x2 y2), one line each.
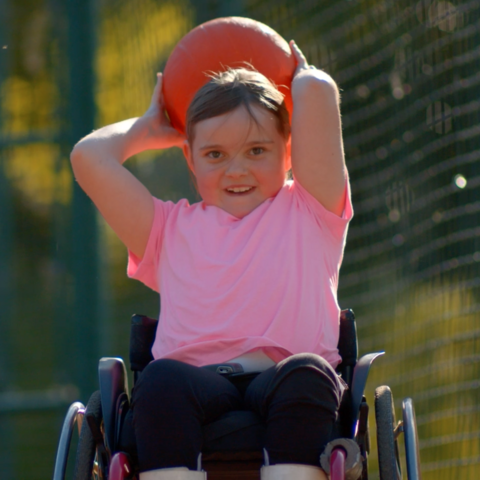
141 73 186 150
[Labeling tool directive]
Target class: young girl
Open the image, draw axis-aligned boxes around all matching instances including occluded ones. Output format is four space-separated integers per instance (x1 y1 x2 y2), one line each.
71 40 352 480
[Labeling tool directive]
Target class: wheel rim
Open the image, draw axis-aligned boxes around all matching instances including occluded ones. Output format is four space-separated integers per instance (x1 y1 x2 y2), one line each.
53 402 85 480
402 398 422 480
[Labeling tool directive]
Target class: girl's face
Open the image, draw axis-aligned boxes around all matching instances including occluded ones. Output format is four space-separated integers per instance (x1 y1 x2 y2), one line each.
183 104 291 219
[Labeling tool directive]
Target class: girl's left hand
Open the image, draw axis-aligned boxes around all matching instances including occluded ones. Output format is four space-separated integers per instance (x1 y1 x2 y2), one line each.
142 72 186 149
289 40 316 78
287 40 346 217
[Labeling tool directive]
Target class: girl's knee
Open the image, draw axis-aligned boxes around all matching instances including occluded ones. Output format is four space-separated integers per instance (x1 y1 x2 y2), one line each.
138 359 189 386
133 359 197 404
277 353 337 378
142 358 191 379
270 354 343 404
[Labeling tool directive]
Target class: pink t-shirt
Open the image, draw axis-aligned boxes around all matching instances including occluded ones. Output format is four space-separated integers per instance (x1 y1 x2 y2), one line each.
128 179 353 368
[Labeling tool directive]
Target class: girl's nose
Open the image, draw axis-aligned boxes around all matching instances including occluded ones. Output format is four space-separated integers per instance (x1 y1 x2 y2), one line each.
225 155 247 177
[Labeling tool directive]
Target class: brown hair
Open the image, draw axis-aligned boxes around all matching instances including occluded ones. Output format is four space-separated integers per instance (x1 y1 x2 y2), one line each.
186 68 290 142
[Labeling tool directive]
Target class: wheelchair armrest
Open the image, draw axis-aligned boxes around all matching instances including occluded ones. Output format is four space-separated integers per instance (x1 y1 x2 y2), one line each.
350 351 384 437
99 357 128 454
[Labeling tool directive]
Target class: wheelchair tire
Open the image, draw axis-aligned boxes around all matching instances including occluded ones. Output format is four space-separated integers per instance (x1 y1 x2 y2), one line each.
73 391 107 480
375 386 401 480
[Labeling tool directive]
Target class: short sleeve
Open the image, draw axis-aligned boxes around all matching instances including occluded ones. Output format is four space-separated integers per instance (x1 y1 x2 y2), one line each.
292 177 353 241
127 197 175 292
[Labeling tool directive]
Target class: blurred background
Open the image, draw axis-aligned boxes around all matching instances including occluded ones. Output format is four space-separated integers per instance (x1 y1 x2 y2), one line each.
0 0 478 478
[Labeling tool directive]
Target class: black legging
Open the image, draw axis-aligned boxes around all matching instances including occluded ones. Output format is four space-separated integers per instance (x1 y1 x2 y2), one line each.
131 353 345 472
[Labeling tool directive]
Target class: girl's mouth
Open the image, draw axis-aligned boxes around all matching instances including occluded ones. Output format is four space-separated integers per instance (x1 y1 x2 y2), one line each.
225 186 255 195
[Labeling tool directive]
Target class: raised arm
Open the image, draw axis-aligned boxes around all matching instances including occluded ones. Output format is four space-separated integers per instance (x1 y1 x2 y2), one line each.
70 73 184 258
289 41 347 217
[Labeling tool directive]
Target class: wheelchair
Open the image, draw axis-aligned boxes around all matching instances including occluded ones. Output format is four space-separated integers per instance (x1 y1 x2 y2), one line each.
53 310 422 480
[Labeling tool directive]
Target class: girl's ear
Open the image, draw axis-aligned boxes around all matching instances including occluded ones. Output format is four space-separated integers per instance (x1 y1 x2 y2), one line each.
183 140 195 174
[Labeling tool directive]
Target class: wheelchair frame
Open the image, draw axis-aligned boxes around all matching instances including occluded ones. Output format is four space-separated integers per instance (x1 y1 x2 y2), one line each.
53 309 422 480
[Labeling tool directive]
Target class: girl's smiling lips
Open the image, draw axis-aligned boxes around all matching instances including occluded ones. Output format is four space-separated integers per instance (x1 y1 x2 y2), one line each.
225 186 256 194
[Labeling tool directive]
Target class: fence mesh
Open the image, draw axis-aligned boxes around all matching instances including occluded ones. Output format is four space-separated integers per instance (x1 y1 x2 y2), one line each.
0 0 478 478
240 1 479 478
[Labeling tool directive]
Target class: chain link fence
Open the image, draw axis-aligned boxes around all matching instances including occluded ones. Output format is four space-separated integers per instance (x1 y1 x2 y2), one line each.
240 1 479 478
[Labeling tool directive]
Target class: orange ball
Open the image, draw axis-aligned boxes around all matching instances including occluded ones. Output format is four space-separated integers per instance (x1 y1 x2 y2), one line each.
163 17 296 134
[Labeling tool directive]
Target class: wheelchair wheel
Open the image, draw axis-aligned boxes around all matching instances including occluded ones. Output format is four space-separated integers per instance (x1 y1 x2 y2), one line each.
375 386 401 480
73 391 108 480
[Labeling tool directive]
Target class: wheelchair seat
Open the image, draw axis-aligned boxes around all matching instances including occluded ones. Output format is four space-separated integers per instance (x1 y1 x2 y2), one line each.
99 310 381 479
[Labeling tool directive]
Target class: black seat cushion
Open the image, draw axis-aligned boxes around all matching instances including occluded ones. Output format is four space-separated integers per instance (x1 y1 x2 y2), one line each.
203 410 265 452
118 407 265 457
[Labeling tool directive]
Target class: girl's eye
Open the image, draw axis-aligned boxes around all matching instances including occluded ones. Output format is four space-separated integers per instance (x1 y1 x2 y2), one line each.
207 151 223 159
251 147 264 155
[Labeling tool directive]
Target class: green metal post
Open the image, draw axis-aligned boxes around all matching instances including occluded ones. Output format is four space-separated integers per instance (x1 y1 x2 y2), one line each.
0 1 15 477
67 0 100 401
